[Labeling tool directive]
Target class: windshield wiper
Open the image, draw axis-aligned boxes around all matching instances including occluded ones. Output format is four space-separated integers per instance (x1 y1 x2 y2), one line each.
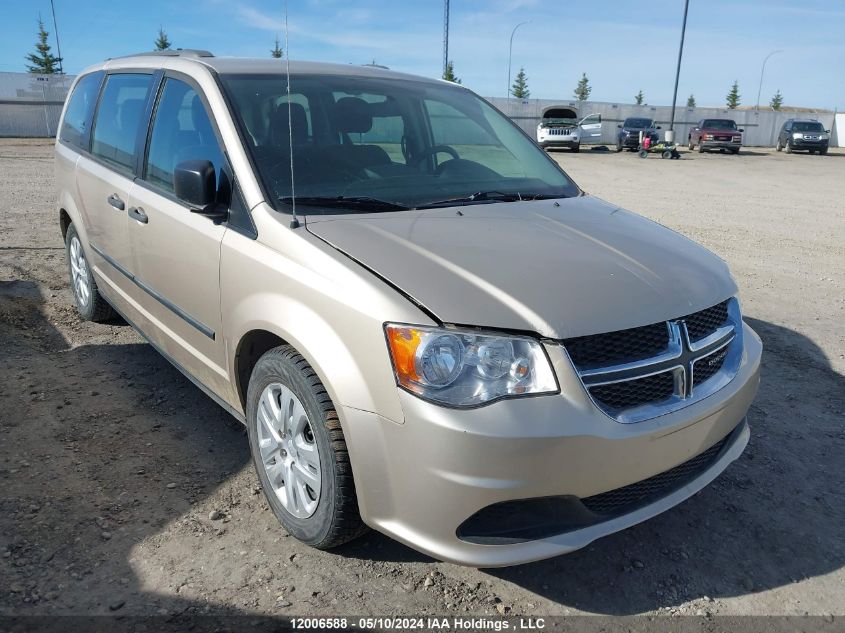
279 196 410 212
415 191 564 209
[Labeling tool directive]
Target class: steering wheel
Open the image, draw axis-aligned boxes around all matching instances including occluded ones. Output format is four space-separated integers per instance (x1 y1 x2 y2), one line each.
412 144 460 167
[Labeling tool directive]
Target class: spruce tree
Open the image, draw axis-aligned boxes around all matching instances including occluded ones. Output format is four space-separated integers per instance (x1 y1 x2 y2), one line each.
25 18 62 74
770 89 783 111
271 36 283 58
511 67 529 98
726 80 741 109
686 94 696 108
442 61 461 84
155 28 172 51
634 90 644 105
573 73 591 101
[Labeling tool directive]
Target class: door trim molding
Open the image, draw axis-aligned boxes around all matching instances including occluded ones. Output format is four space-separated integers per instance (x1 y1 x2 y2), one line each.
89 242 216 340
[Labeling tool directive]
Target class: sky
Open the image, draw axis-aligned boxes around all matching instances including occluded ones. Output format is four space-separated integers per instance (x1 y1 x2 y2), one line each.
2 0 844 110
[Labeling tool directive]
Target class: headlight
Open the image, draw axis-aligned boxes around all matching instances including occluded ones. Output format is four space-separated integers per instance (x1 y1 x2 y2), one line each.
793 132 802 139
704 134 714 140
384 324 558 407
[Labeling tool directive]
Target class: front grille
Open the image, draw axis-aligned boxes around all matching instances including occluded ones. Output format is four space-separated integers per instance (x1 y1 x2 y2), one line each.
581 435 728 515
590 371 674 410
548 128 572 136
683 300 729 341
562 298 740 423
565 322 669 369
693 346 728 386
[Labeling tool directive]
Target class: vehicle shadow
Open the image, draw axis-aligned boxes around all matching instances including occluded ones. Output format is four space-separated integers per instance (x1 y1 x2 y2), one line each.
483 316 844 613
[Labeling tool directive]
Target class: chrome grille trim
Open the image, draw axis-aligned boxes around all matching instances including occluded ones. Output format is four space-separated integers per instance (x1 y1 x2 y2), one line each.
565 298 743 424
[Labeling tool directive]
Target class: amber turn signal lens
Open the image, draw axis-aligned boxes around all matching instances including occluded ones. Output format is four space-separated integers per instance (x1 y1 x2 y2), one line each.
385 325 422 383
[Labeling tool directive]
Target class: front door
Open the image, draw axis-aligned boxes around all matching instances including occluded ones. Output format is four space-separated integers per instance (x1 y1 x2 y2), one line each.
127 75 229 395
578 113 603 145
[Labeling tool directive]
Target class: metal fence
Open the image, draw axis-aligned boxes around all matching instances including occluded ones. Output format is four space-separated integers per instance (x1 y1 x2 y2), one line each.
488 97 837 147
0 72 75 137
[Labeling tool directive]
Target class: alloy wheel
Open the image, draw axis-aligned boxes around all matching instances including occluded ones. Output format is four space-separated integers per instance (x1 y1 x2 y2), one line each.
69 236 91 308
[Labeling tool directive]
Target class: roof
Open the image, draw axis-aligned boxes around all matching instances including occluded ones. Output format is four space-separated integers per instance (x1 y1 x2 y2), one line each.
101 51 444 85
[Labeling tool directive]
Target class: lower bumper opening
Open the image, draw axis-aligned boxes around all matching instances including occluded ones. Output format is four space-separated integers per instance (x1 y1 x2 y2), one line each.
456 423 741 545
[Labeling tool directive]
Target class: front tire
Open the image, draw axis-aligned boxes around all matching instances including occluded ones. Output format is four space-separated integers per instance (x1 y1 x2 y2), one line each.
784 141 792 154
688 137 695 150
246 346 366 549
776 139 783 151
616 139 623 152
572 143 580 153
65 224 115 322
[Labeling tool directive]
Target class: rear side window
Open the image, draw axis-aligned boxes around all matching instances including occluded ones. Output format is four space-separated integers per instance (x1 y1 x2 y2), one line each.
91 73 154 173
144 78 225 193
60 72 103 149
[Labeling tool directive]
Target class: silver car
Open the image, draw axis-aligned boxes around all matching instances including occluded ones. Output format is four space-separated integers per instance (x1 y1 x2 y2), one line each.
56 50 762 567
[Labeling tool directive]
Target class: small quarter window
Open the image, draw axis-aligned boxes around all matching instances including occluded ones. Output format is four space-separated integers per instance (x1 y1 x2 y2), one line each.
60 72 103 150
91 73 154 172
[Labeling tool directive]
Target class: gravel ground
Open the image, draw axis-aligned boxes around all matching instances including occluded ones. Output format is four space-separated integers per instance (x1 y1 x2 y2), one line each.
1 138 843 619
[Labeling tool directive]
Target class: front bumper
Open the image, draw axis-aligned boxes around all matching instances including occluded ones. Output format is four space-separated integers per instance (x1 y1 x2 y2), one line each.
700 139 742 150
539 138 579 148
341 322 762 567
791 138 829 150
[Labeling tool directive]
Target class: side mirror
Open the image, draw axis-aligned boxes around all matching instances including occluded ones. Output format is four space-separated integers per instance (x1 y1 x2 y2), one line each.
174 160 226 218
656 125 662 130
826 129 831 134
739 128 745 132
617 123 622 128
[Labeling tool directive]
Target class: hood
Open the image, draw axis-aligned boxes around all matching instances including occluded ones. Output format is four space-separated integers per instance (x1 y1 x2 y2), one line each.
305 196 736 339
701 127 740 135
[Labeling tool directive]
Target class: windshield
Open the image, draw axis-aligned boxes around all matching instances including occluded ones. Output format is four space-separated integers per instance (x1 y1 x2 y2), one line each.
701 119 737 130
221 74 579 212
792 121 824 133
623 118 653 128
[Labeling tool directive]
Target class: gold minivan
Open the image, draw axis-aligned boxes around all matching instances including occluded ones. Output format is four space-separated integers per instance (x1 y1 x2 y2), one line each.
56 50 762 567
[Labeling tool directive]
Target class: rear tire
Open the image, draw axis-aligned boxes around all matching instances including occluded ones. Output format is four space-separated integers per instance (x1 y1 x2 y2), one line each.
246 345 367 549
820 147 828 155
65 224 115 323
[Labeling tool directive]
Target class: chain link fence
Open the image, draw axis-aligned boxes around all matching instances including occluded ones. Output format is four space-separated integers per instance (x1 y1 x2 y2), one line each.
0 72 76 137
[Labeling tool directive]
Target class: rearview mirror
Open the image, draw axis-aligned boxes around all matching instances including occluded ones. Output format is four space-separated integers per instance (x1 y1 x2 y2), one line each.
174 160 226 219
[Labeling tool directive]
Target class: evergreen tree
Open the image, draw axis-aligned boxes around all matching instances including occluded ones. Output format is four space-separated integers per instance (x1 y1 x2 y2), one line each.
511 67 529 99
442 61 461 84
770 89 783 111
634 90 644 105
726 80 741 109
25 17 62 74
155 28 172 51
573 72 591 101
686 94 696 108
271 36 283 58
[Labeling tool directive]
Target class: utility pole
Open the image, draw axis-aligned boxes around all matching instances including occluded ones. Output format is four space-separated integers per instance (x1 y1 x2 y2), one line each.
50 0 64 74
442 0 450 78
667 0 689 142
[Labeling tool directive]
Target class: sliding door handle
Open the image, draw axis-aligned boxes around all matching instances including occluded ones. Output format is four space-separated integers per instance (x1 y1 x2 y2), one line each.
107 194 125 210
128 207 148 224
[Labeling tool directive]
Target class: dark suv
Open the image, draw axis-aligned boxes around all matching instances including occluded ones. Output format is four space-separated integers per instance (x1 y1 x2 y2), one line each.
688 119 743 154
616 117 660 152
777 119 830 155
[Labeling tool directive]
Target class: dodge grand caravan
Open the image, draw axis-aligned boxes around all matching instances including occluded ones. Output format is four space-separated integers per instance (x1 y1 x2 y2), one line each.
56 50 762 567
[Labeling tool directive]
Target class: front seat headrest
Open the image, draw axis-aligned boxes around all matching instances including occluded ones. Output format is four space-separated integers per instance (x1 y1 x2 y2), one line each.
333 97 373 134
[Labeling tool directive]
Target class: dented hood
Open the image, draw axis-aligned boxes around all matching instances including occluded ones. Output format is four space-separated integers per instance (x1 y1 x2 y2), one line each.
305 196 737 339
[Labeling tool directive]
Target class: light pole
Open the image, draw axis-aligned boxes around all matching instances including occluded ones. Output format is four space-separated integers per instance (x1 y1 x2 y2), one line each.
755 49 783 110
667 0 689 143
507 21 531 101
50 0 64 74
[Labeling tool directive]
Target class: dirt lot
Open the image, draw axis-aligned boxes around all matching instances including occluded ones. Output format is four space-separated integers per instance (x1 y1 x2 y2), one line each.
1 138 843 619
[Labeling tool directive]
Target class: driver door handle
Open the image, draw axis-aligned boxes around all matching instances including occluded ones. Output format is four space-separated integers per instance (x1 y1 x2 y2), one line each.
128 206 148 224
107 194 125 210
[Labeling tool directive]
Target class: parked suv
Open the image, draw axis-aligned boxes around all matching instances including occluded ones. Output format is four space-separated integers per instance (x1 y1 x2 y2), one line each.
688 119 743 154
616 117 660 151
536 106 602 152
56 51 761 567
777 119 830 154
